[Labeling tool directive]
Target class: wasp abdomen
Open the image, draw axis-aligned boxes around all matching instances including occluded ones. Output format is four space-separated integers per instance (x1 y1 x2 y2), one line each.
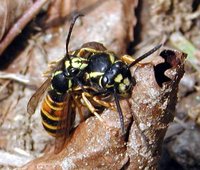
41 91 65 137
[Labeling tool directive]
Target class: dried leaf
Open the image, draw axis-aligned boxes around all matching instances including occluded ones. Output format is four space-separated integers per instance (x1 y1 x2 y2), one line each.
21 50 186 169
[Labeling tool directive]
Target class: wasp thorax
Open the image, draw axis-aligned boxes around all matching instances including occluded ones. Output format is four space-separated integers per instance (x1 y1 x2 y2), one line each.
51 70 72 93
64 57 88 77
85 52 116 86
65 57 88 70
87 53 114 72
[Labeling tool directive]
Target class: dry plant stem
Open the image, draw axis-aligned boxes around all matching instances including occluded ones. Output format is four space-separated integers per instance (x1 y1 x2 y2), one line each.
0 72 36 86
0 0 49 55
127 50 186 169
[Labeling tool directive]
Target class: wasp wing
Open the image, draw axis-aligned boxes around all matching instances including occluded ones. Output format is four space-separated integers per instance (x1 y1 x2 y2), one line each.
54 93 75 154
27 52 71 115
81 41 107 51
43 55 68 77
27 78 51 115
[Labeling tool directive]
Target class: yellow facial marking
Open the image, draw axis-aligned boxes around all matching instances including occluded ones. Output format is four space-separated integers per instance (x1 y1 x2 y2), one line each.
71 58 88 69
71 58 81 68
123 78 130 86
114 74 123 83
119 83 126 92
80 62 88 69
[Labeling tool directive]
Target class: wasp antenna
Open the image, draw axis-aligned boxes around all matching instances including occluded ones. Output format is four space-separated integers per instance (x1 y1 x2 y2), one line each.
113 87 125 134
65 13 84 60
128 44 163 68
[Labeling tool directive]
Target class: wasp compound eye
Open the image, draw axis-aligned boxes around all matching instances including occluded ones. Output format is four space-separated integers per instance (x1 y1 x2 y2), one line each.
101 76 108 86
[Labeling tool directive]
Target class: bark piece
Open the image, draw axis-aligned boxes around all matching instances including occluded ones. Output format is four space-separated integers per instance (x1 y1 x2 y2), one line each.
127 49 186 169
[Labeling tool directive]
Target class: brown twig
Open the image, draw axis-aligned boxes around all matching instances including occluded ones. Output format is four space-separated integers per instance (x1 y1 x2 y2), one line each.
0 0 49 56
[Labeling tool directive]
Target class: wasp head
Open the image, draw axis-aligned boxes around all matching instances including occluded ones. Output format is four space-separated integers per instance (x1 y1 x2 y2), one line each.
101 61 135 96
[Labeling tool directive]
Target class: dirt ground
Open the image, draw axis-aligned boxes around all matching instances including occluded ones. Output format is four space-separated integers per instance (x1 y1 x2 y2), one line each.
0 0 199 169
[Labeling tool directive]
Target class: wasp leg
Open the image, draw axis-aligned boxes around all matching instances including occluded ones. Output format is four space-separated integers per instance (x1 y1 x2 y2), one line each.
79 47 101 54
72 47 101 58
82 92 103 122
81 91 115 110
92 96 116 111
72 95 85 122
121 55 135 65
121 55 149 67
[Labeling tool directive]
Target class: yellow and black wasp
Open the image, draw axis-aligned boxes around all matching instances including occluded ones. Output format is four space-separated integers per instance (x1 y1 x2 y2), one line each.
27 13 162 153
81 43 162 134
27 14 110 153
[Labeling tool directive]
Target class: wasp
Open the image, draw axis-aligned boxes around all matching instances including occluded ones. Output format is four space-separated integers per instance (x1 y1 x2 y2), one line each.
73 43 162 134
27 14 110 153
27 14 162 153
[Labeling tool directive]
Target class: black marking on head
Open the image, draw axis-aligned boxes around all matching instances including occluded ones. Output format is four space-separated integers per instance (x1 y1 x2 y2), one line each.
64 56 88 78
